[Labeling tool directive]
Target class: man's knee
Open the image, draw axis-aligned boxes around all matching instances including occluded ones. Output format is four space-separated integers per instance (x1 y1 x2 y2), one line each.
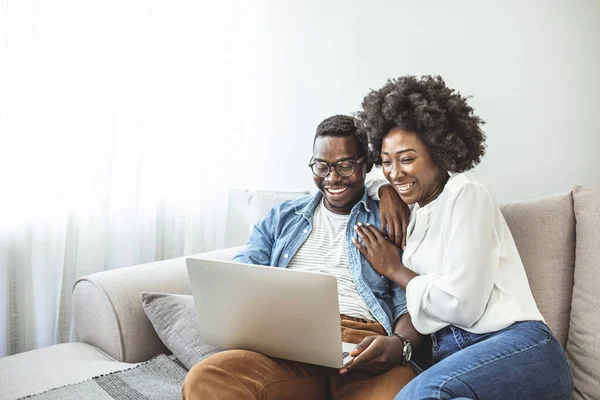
202 349 263 368
183 350 264 400
186 349 264 382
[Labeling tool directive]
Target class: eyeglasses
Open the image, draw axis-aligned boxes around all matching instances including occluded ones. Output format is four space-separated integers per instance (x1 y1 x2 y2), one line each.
308 155 367 178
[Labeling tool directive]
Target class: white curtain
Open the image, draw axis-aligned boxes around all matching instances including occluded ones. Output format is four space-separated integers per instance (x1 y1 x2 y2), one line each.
0 0 236 357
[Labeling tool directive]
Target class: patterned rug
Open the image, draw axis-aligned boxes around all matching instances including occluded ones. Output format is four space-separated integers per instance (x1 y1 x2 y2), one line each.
20 354 187 400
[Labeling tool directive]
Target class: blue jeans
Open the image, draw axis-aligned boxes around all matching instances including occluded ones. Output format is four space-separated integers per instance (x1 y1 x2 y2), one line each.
396 321 573 400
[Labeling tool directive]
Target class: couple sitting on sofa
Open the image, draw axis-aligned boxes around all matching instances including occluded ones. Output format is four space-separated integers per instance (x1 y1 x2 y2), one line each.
183 76 573 400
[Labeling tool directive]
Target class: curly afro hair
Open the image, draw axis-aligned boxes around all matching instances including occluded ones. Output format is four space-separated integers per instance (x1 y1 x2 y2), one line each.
357 75 486 172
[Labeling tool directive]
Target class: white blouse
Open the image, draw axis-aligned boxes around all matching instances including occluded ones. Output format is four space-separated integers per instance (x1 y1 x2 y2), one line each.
403 173 544 335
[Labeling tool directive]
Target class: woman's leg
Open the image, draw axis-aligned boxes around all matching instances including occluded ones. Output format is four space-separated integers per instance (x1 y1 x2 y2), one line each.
395 321 573 400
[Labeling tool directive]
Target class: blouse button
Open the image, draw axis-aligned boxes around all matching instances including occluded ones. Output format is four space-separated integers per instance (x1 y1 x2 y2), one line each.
303 229 308 233
284 254 289 259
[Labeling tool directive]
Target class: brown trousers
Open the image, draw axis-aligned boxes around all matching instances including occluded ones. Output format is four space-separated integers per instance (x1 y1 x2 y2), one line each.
182 315 415 400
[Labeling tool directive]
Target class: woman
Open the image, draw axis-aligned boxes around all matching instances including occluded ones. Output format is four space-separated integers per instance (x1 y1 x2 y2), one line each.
351 76 573 399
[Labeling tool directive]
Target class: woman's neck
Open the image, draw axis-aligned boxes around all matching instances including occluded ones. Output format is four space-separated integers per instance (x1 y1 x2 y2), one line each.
418 172 450 207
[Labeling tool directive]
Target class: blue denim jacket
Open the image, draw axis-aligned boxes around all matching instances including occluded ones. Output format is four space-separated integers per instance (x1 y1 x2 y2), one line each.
233 190 408 334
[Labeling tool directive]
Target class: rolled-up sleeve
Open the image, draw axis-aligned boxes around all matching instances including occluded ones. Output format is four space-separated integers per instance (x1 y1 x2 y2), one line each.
391 282 409 324
365 169 388 201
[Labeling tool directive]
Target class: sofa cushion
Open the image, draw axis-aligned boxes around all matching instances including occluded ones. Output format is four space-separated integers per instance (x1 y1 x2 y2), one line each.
500 192 575 347
0 342 135 400
246 190 310 233
142 292 222 370
567 185 600 400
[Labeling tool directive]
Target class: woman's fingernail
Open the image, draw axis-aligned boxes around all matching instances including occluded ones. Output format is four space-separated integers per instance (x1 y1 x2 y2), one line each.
357 222 363 226
366 223 371 226
354 225 358 230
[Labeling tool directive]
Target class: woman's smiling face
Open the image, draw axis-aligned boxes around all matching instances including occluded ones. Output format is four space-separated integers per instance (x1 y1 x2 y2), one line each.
380 127 448 207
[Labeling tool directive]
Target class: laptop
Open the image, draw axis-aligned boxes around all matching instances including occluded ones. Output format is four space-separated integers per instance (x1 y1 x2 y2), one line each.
186 258 356 368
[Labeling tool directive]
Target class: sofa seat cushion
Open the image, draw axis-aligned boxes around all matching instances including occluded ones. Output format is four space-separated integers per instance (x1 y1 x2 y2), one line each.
500 192 575 348
567 185 600 400
0 342 136 400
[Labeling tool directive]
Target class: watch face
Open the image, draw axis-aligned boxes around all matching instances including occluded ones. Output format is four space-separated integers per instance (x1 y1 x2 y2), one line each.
405 343 412 362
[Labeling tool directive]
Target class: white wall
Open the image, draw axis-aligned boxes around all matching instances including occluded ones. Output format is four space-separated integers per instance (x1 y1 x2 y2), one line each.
225 0 600 203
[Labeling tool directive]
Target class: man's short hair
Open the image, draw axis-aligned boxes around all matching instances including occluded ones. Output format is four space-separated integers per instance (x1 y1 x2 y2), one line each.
314 115 369 159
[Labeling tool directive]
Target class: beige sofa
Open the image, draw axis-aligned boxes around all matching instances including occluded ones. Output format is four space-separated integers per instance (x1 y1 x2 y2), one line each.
0 186 598 400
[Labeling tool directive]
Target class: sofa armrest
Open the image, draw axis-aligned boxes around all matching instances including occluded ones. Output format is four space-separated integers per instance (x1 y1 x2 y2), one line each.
72 246 242 363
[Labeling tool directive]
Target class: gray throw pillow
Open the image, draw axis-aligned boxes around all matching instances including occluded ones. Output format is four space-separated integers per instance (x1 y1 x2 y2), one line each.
141 292 223 370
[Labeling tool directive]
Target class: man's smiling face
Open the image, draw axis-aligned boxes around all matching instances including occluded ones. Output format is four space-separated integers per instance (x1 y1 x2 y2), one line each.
312 136 367 215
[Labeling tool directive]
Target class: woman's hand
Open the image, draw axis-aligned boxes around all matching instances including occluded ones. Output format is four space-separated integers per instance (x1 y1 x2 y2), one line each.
352 223 417 289
378 184 410 250
352 223 402 278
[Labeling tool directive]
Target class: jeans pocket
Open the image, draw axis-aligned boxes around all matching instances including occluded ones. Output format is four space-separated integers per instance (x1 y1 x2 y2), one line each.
462 330 494 347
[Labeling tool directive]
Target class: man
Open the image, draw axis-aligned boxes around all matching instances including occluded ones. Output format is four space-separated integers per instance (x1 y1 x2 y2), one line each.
182 115 422 400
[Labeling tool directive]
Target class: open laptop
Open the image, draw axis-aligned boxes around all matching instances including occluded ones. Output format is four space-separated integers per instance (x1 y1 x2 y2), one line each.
186 258 356 368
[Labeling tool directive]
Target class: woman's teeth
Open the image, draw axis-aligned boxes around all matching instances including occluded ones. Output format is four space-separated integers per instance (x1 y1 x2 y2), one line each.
398 182 415 192
327 187 347 194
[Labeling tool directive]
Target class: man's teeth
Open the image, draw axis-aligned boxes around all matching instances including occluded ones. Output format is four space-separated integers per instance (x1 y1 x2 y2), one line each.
327 187 347 194
398 182 415 191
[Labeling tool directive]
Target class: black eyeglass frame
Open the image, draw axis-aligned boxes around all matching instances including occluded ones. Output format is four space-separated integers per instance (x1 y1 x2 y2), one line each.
308 155 368 178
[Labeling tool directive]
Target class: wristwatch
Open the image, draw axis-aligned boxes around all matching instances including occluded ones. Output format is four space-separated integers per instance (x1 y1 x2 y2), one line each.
389 333 412 365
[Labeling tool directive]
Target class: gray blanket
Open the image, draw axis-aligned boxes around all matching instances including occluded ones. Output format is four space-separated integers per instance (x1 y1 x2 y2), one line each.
20 355 187 400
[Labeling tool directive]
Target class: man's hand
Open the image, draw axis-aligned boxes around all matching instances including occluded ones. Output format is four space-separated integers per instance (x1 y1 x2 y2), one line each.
378 184 410 250
339 335 404 375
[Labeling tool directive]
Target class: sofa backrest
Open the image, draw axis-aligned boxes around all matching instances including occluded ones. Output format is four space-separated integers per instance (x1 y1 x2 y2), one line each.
502 187 600 400
566 186 600 400
224 189 310 247
499 192 576 348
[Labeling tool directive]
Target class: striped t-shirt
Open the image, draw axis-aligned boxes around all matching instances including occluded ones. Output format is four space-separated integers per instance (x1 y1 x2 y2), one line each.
287 199 375 321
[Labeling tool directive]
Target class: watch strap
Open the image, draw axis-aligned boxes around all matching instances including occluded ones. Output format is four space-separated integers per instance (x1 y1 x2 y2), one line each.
388 333 410 365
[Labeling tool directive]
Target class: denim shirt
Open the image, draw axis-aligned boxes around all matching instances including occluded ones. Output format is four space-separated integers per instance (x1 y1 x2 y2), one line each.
233 190 408 334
